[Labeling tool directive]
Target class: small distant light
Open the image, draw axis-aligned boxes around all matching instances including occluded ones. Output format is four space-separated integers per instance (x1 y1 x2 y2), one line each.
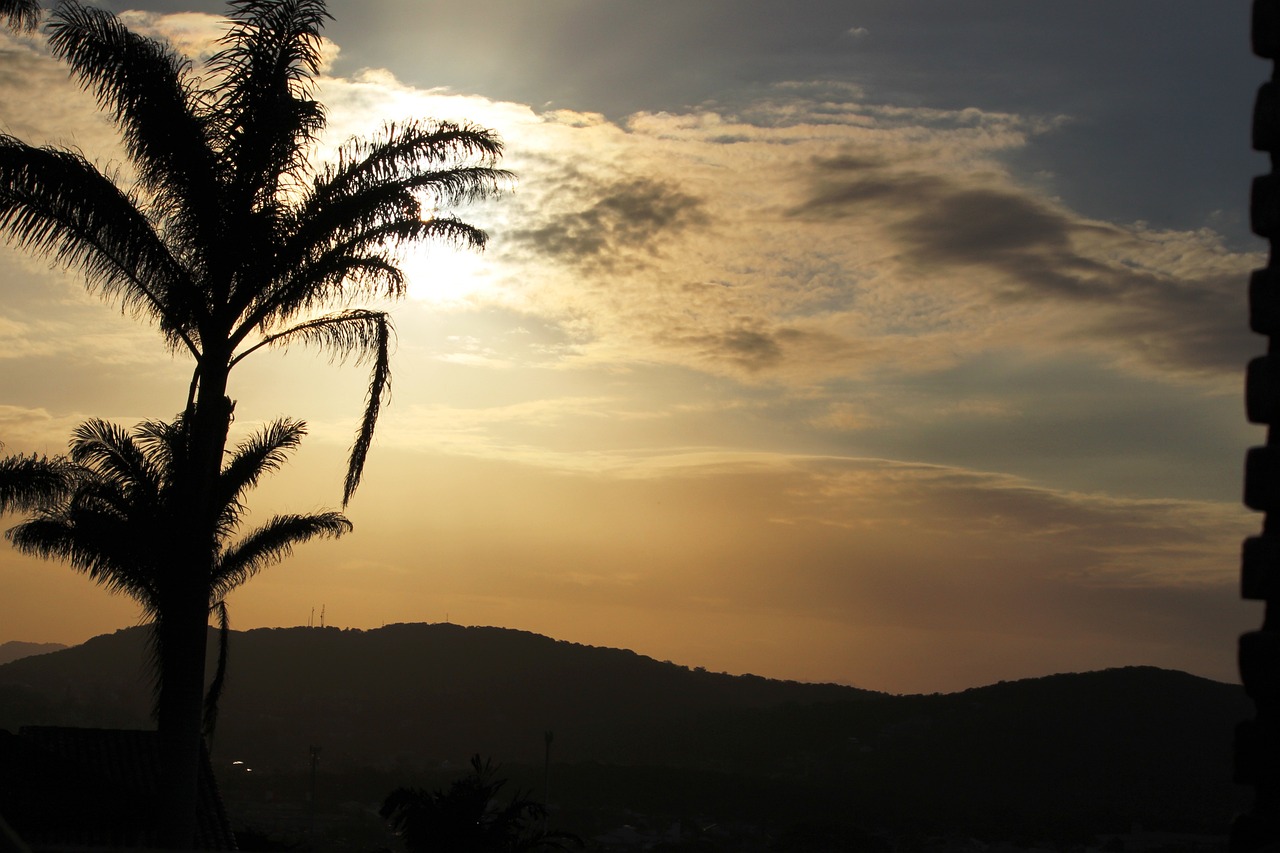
245 768 253 773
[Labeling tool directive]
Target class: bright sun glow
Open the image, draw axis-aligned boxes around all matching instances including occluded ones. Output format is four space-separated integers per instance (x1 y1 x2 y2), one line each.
403 242 495 305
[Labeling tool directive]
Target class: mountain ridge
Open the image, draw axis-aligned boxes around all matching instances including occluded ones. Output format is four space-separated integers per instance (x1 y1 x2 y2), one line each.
0 622 1252 840
0 620 1236 695
0 640 67 667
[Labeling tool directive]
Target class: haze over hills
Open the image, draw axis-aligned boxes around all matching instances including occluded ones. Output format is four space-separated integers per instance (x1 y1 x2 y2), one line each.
0 641 66 666
0 623 1254 842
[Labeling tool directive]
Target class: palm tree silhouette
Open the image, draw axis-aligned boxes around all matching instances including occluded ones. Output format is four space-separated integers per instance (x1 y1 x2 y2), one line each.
0 449 74 514
0 0 40 32
0 1 508 843
5 416 350 737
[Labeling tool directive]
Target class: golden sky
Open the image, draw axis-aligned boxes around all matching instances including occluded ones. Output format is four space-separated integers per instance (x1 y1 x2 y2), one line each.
0 2 1264 693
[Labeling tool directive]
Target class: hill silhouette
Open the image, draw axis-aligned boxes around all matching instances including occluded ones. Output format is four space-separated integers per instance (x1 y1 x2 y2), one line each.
0 623 1253 842
0 623 873 766
0 641 66 666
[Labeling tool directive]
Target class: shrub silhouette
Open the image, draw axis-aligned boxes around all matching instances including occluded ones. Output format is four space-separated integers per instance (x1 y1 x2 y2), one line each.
381 755 580 853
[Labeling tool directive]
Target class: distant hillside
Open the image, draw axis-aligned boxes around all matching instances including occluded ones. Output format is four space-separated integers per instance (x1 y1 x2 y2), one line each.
0 623 1254 840
0 641 66 666
0 623 874 765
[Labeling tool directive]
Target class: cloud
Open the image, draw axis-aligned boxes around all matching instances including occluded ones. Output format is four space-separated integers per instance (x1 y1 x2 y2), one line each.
115 10 343 71
114 11 227 62
896 188 1081 263
788 168 949 215
290 58 1257 390
0 31 123 160
785 151 1255 379
708 326 785 369
0 405 78 450
0 21 1254 455
509 175 707 269
649 323 864 376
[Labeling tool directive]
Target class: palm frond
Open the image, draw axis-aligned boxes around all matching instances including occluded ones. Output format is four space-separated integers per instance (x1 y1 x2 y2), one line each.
286 120 511 273
233 308 391 367
69 419 161 498
132 417 187 485
7 515 160 606
249 121 509 326
251 225 416 326
408 165 515 208
264 253 409 320
210 0 330 99
212 511 350 599
306 121 508 212
0 136 200 353
203 599 230 739
0 454 76 515
0 0 40 32
209 0 329 209
294 207 491 270
67 476 133 519
343 312 391 504
47 2 222 255
214 417 306 535
251 216 486 335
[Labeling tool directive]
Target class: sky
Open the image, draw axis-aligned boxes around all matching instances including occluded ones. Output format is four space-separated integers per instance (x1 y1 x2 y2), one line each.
0 1 1266 694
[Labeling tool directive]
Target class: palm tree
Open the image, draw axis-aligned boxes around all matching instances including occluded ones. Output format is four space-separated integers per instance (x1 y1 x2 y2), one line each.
6 415 351 736
0 0 508 843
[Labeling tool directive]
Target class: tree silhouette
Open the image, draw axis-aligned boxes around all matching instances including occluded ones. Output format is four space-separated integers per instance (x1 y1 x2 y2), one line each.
381 755 580 853
0 449 74 515
0 0 508 843
5 416 350 737
0 0 55 508
0 0 40 33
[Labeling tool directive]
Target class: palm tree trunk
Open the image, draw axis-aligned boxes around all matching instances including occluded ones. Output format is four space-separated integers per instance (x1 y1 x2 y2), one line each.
156 362 233 848
155 596 211 848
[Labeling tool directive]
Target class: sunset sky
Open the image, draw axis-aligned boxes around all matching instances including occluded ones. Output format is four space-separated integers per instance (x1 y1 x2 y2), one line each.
0 1 1265 694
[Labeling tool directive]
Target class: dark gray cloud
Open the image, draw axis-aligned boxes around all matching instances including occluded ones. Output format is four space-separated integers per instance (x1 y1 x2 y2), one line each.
790 161 1099 280
790 155 1252 376
651 324 845 374
896 191 1250 374
792 170 949 216
659 325 784 373
714 329 783 370
510 177 707 269
1080 271 1249 375
899 189 1079 266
